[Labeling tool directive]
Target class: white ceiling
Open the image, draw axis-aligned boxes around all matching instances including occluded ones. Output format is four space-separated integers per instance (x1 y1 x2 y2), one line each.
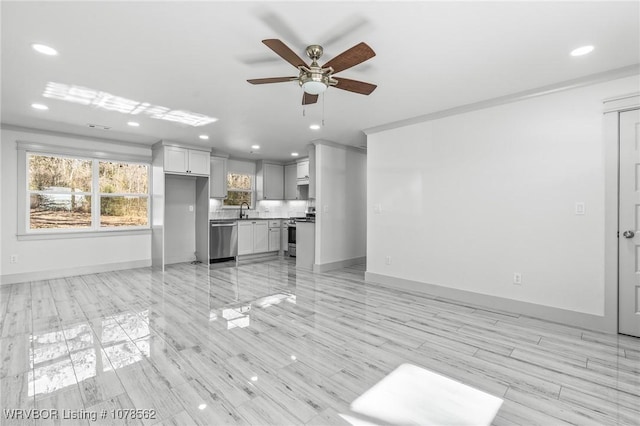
2 1 639 162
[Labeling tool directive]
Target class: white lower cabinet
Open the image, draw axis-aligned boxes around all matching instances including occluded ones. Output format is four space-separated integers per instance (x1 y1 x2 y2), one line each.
268 220 281 252
238 221 269 255
238 222 253 255
254 222 269 253
282 224 288 252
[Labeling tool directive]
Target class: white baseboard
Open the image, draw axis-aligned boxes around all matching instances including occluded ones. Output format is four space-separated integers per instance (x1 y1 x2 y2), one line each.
1 260 152 285
237 251 279 263
164 254 196 265
365 271 616 334
314 256 366 273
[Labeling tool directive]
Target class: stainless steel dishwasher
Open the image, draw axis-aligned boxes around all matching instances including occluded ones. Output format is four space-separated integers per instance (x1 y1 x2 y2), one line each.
209 221 238 262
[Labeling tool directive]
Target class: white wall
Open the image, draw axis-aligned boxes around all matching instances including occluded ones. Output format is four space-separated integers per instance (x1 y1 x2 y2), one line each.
316 142 367 268
164 175 196 264
1 127 152 284
367 76 638 319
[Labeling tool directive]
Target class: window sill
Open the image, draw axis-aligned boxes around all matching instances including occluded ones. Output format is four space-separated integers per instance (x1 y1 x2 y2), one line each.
17 228 151 241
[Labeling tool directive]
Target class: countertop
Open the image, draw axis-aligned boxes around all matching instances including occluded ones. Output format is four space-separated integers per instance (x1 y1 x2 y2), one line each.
210 218 289 223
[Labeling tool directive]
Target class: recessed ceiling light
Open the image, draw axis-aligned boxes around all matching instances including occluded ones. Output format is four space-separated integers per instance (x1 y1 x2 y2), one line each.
250 376 258 382
199 134 209 140
309 124 321 130
127 121 140 127
31 43 58 56
31 103 48 110
198 404 207 410
291 152 299 157
251 145 260 150
570 45 594 57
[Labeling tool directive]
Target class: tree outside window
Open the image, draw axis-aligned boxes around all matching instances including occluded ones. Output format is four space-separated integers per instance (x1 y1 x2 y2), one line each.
27 154 149 230
223 172 253 207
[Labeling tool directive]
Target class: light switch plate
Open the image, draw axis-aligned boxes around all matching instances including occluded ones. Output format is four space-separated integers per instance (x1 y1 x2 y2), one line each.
374 204 382 214
575 202 585 215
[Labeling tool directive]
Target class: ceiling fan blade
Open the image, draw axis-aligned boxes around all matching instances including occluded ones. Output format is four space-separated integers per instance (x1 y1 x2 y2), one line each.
321 16 370 46
262 39 307 69
247 77 297 84
302 92 319 105
323 42 375 74
334 77 377 95
258 11 305 48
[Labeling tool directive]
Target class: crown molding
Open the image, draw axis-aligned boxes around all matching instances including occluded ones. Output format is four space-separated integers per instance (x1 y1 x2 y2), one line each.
364 64 640 135
1 123 155 150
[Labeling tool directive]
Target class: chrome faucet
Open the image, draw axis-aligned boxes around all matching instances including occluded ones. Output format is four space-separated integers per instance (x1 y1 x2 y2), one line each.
239 202 250 219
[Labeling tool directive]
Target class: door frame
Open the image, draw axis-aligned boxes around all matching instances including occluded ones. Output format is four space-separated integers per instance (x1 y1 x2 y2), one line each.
603 92 640 334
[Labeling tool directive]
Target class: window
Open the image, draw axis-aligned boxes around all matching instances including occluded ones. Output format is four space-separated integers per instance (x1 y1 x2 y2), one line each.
26 153 149 231
223 172 253 207
98 161 148 227
28 155 93 229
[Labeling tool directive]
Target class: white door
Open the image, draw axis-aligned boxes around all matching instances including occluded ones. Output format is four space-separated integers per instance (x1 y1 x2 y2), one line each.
188 150 210 175
253 222 269 253
619 109 640 337
237 222 253 255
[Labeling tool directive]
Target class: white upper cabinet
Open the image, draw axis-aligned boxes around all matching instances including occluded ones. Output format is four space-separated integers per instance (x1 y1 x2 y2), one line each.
188 150 210 175
163 145 210 176
164 146 189 174
256 161 284 200
210 156 228 199
297 159 309 184
284 163 298 200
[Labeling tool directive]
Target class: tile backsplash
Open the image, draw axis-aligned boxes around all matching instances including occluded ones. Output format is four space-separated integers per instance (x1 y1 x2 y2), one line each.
209 199 309 219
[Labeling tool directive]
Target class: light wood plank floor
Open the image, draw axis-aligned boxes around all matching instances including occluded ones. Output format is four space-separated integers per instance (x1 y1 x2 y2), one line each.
1 258 639 425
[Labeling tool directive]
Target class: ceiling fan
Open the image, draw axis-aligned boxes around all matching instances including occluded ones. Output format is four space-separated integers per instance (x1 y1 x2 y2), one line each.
247 39 377 105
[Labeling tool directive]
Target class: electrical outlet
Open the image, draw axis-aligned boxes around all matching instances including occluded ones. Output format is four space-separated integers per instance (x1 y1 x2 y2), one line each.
385 256 392 265
9 255 18 264
513 273 522 285
188 205 194 212
373 204 382 214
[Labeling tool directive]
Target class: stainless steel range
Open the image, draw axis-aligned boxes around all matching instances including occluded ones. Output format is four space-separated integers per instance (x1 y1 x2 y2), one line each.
287 217 302 257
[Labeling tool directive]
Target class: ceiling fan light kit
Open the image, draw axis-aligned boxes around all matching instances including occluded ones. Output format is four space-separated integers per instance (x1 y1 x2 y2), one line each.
248 39 377 105
299 44 336 95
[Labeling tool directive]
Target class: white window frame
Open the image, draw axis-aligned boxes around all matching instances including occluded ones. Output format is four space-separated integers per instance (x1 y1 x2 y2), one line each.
17 141 152 240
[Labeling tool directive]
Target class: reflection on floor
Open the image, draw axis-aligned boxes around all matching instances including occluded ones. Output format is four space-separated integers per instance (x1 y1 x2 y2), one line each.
1 258 639 425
